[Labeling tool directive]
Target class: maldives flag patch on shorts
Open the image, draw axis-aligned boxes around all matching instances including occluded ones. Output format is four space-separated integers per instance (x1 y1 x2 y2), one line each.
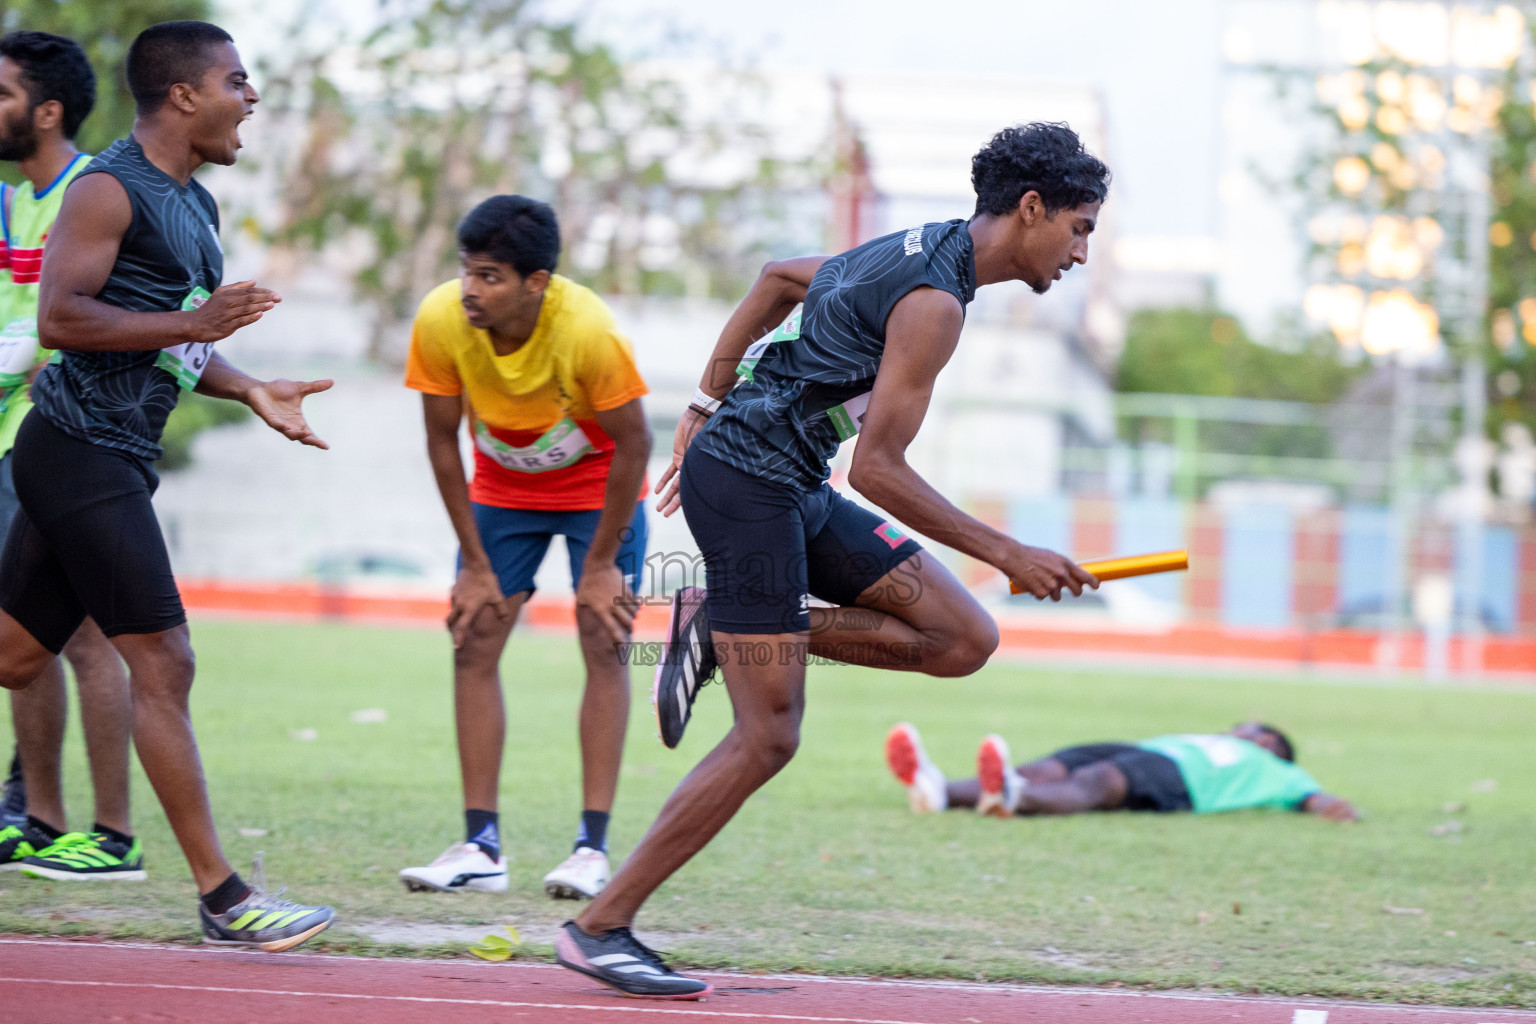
874 521 908 549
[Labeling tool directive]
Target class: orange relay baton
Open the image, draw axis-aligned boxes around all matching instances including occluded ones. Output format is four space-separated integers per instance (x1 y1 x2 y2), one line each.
1009 549 1189 595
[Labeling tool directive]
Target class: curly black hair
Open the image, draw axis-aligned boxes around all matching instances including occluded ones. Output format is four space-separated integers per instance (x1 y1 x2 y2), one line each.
971 122 1110 217
458 195 560 277
0 31 96 140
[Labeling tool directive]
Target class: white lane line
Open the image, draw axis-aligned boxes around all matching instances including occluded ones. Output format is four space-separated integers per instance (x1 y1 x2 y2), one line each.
1293 1011 1329 1024
5 940 1536 1019
0 976 929 1024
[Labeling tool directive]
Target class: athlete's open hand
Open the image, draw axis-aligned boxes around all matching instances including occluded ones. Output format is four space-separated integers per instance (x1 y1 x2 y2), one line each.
448 564 511 649
576 561 639 645
654 405 710 517
1304 793 1361 822
1002 543 1097 602
246 377 333 450
190 280 281 342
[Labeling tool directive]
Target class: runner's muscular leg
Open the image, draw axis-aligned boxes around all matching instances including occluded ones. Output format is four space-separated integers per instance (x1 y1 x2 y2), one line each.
65 619 132 834
807 552 999 677
110 624 233 892
9 658 67 830
576 637 806 933
575 604 629 815
454 592 526 813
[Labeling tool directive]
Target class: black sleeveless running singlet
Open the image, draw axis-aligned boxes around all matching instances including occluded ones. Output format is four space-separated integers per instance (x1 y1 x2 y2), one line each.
32 136 223 461
693 219 976 490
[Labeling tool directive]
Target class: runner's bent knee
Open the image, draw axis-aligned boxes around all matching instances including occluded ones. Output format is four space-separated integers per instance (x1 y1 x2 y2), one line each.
738 710 801 773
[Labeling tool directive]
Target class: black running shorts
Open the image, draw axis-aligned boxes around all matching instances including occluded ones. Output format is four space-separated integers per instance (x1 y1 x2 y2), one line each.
679 446 924 634
0 412 186 653
1050 743 1192 813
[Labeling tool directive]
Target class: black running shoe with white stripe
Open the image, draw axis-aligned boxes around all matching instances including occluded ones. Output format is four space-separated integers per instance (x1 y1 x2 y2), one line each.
652 587 718 749
556 920 712 999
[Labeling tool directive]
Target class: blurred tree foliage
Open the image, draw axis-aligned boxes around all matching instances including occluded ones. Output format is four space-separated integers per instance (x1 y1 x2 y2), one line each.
1484 39 1536 440
253 0 809 363
0 0 210 156
159 392 251 471
1116 308 1363 460
1117 308 1361 403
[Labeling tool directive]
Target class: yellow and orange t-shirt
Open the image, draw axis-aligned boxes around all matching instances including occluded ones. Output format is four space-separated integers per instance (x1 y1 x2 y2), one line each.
404 275 648 511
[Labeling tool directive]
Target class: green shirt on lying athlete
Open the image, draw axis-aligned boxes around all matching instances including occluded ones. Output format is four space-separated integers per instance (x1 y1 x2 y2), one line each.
1136 734 1320 814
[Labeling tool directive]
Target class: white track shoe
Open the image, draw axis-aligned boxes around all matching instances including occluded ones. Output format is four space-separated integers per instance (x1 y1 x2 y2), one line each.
976 734 1025 817
884 722 947 812
543 847 610 900
399 842 508 893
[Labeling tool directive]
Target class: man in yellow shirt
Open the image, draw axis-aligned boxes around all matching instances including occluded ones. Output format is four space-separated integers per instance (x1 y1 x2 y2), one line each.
402 195 651 899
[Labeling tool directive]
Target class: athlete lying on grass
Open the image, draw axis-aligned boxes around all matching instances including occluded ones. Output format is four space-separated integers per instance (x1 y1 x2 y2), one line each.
886 721 1359 821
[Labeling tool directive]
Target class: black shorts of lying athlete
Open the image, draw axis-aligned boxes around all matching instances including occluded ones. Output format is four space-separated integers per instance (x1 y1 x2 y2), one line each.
1049 743 1192 812
679 445 923 634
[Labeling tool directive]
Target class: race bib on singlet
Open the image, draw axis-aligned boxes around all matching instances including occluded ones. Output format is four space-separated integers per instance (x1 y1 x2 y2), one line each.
736 312 800 383
474 417 595 473
827 391 872 441
0 317 40 419
0 317 38 388
154 287 217 391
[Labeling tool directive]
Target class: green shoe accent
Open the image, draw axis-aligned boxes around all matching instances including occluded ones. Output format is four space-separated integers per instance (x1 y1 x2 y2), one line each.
0 823 41 869
229 909 265 930
250 910 291 931
21 831 145 881
199 866 335 953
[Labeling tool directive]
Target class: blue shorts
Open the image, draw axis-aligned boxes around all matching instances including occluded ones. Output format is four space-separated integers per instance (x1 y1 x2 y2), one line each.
679 447 924 634
467 500 648 599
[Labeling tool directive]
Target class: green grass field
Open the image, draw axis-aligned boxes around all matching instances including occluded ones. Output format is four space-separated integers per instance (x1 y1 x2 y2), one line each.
3 618 1535 1008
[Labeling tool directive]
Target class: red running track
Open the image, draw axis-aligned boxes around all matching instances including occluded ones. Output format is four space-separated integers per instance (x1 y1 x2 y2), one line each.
3 937 1535 1024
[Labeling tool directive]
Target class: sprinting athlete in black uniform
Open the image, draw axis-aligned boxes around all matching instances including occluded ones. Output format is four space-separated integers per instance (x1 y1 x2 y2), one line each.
0 21 334 952
556 122 1110 998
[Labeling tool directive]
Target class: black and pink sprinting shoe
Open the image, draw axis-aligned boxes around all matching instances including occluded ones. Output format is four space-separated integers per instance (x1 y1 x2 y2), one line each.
556 920 712 999
651 587 718 749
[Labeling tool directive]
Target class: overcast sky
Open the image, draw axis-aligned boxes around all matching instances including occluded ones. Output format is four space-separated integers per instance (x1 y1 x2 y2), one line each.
223 0 1227 242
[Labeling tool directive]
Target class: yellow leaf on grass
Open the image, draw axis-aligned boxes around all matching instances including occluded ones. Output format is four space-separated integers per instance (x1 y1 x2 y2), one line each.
468 926 522 961
469 944 512 962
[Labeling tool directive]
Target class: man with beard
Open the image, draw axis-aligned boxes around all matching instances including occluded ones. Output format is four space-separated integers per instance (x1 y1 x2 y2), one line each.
0 31 140 883
557 122 1105 998
0 21 334 951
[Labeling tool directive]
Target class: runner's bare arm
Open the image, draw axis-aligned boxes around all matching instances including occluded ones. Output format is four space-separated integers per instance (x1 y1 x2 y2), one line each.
653 255 829 516
695 255 828 396
1301 793 1359 821
197 351 332 449
38 174 280 352
577 397 653 643
848 287 1096 602
422 392 511 647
